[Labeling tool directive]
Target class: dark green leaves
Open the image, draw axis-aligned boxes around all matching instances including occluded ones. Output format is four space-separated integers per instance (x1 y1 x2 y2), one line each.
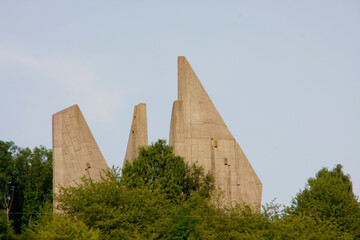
290 164 360 237
122 140 214 202
0 140 52 233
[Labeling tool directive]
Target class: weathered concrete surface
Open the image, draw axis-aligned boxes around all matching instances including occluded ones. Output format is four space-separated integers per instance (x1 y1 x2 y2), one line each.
124 103 148 166
170 56 262 206
52 105 108 210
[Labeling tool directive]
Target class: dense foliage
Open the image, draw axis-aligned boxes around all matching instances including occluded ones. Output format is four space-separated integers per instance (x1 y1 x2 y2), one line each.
0 140 52 233
122 140 215 201
23 204 101 240
289 164 360 237
0 214 16 240
1 139 359 239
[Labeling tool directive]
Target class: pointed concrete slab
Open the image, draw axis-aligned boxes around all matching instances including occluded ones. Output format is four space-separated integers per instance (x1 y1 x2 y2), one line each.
170 56 262 206
124 103 148 166
52 105 108 211
178 56 233 139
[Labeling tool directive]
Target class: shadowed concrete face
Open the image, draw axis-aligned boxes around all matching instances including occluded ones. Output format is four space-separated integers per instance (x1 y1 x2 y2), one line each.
52 105 108 211
170 56 262 206
124 103 148 167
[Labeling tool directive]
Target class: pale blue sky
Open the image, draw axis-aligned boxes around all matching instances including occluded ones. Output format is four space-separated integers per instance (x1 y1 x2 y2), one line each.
1 1 359 206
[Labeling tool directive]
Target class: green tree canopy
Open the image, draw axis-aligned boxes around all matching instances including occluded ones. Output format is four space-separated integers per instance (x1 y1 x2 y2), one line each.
0 140 52 233
23 205 101 240
290 164 360 237
122 140 215 202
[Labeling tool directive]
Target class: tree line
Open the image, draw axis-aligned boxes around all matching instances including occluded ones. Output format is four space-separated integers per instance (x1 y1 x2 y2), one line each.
1 139 359 239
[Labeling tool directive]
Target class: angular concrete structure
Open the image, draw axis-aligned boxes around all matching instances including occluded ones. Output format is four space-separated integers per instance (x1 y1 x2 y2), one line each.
124 103 148 167
170 56 262 206
52 105 108 210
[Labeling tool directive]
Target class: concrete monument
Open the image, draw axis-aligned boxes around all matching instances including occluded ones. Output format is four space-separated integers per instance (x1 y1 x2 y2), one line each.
170 56 262 206
52 57 262 208
124 103 148 166
52 105 108 210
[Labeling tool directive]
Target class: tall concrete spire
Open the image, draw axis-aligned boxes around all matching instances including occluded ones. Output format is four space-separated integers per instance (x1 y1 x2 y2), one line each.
52 104 108 211
124 103 148 166
170 56 262 206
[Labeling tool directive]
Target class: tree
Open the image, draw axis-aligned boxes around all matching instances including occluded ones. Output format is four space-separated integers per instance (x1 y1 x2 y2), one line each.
0 214 16 240
56 169 176 239
0 141 17 222
16 146 53 227
0 140 53 233
122 140 215 202
289 164 360 237
23 204 101 240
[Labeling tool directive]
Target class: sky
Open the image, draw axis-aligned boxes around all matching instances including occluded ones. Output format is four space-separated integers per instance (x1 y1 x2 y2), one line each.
0 0 359 206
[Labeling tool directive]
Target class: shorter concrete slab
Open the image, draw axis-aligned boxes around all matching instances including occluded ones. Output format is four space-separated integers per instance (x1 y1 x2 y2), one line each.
124 103 148 167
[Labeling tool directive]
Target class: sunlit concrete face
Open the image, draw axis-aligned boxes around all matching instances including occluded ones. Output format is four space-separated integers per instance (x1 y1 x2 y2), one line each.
124 103 148 167
52 105 108 211
170 57 262 206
